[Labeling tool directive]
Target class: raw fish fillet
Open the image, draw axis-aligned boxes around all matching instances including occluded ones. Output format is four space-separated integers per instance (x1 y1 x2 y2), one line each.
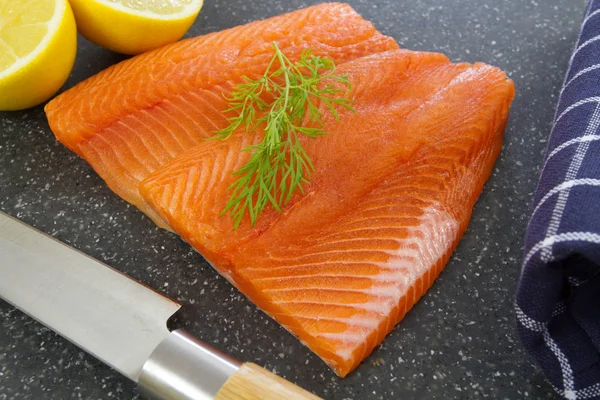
140 50 515 376
45 3 398 228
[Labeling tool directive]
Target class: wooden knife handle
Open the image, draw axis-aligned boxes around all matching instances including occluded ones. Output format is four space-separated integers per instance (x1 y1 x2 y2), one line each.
215 362 322 400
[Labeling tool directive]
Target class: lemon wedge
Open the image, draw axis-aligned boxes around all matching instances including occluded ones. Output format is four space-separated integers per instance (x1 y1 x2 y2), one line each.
0 0 77 111
68 0 204 55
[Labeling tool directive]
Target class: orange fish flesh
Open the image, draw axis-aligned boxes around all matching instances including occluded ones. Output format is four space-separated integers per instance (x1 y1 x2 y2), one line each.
139 49 515 376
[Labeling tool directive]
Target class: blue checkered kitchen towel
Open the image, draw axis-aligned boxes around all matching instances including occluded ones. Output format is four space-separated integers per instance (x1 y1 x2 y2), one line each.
516 2 600 399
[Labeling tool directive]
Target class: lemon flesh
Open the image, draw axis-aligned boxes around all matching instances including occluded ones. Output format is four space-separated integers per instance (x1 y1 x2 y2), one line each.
68 0 204 55
0 0 77 111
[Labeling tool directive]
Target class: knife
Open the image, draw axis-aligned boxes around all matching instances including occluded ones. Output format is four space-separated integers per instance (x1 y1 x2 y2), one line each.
0 211 321 400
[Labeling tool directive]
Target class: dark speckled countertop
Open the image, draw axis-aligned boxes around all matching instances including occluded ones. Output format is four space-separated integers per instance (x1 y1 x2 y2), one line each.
0 1 586 399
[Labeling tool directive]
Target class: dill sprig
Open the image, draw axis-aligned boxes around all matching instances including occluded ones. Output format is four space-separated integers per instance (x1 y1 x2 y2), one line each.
212 42 354 229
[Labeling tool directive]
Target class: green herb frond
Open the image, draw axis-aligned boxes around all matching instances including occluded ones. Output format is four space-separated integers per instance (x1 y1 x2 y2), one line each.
212 42 354 228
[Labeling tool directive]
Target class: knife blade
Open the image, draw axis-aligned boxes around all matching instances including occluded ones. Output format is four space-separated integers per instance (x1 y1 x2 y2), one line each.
0 211 321 400
0 210 181 381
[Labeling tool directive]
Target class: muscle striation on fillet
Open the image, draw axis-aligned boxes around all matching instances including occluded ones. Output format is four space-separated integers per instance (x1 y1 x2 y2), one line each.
139 49 515 376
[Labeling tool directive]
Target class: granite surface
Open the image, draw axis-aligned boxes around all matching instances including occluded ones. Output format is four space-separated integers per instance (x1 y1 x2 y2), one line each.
0 0 586 399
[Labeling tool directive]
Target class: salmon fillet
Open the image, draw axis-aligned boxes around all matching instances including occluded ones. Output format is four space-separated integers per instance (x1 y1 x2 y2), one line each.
140 50 515 376
44 3 398 228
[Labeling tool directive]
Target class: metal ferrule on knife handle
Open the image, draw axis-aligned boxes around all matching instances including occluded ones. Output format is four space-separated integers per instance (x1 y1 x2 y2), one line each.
0 211 321 400
138 329 241 399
